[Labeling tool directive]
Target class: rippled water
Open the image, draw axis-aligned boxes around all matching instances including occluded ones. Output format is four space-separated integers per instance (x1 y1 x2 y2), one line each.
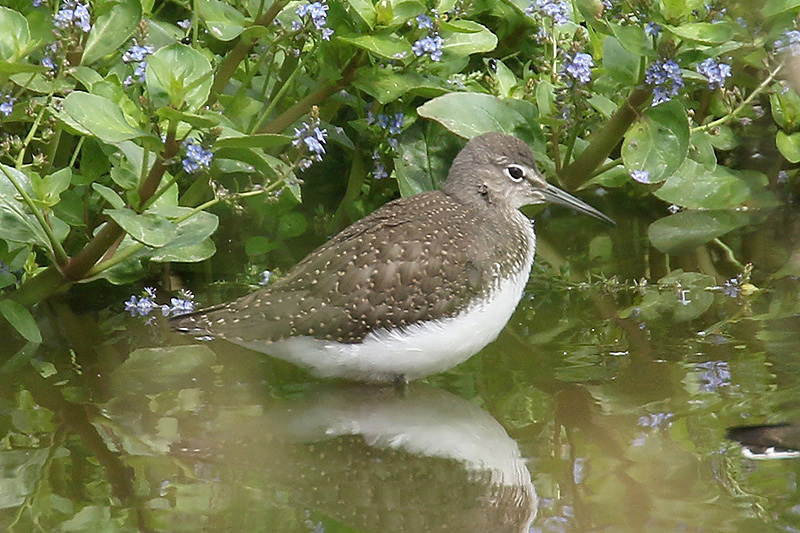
1 206 799 532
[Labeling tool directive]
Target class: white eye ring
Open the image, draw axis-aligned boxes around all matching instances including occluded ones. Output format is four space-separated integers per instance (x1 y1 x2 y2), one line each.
504 164 525 182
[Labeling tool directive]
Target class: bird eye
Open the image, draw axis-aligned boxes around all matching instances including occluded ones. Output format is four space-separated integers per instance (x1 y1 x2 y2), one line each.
505 165 525 182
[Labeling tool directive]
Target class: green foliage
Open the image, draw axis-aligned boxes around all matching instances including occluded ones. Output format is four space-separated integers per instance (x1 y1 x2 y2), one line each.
0 0 797 345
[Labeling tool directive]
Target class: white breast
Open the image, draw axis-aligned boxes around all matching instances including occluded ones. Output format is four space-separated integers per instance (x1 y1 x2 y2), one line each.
236 222 536 382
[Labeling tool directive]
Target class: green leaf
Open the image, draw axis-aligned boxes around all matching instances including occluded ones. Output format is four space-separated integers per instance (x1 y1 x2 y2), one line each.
776 130 800 163
105 208 177 247
0 300 41 344
156 107 221 129
417 92 544 149
602 35 640 85
92 183 126 209
769 88 800 132
146 44 213 111
665 22 736 44
394 126 462 196
635 270 716 322
40 168 72 207
440 20 498 57
81 0 142 65
149 208 219 263
345 0 377 28
654 159 751 209
276 211 308 240
762 0 800 17
0 164 55 249
215 133 292 149
337 33 412 60
648 210 751 254
688 131 716 171
198 0 248 41
622 99 689 184
609 23 653 57
353 67 446 104
62 92 148 144
0 7 31 61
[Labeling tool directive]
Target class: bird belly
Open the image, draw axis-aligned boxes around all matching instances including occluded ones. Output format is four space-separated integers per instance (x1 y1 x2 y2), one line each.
235 236 536 382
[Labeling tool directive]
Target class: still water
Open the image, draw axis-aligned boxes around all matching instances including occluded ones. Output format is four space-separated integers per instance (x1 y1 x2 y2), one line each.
1 205 799 532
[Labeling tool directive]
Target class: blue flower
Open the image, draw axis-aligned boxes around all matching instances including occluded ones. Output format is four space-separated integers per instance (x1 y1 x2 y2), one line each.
775 30 800 56
182 139 214 174
177 19 192 30
645 59 684 106
412 34 444 61
375 113 404 134
292 120 328 168
259 270 273 286
296 1 334 40
562 52 594 85
124 288 160 317
526 0 569 25
416 14 434 30
122 44 154 63
42 56 55 70
722 278 740 298
54 0 91 33
372 150 388 179
630 169 650 183
645 22 661 37
696 58 731 89
0 94 16 118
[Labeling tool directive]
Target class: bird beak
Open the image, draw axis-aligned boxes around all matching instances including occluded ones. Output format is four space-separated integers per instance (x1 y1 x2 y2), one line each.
541 183 615 226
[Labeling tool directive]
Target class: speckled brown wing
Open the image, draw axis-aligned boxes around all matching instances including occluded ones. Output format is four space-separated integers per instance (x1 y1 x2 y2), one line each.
169 190 523 344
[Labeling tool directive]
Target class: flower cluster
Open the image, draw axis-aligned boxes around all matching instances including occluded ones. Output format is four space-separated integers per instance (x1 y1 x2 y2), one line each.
562 52 594 85
412 11 444 62
294 1 334 40
0 94 15 118
525 0 570 25
695 360 731 392
292 118 328 170
371 112 405 136
645 59 684 106
124 287 196 318
412 35 444 62
776 30 800 56
54 0 91 33
696 58 731 90
182 138 214 174
122 42 154 87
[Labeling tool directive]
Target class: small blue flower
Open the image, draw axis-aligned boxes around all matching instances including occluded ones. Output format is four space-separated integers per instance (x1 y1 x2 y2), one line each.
292 120 328 168
54 0 91 33
630 169 650 183
416 14 434 30
722 278 740 298
412 34 444 61
32 0 44 7
775 30 800 56
122 44 154 63
389 113 404 135
177 19 192 30
526 0 569 25
42 56 55 70
372 150 388 179
645 59 684 106
696 58 731 90
645 22 661 37
0 94 16 118
182 138 214 174
124 287 160 317
562 52 594 85
296 1 334 40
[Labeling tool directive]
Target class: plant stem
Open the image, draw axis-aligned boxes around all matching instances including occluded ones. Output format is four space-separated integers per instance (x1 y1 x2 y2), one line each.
691 63 783 134
559 85 652 190
259 52 362 134
207 0 289 106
